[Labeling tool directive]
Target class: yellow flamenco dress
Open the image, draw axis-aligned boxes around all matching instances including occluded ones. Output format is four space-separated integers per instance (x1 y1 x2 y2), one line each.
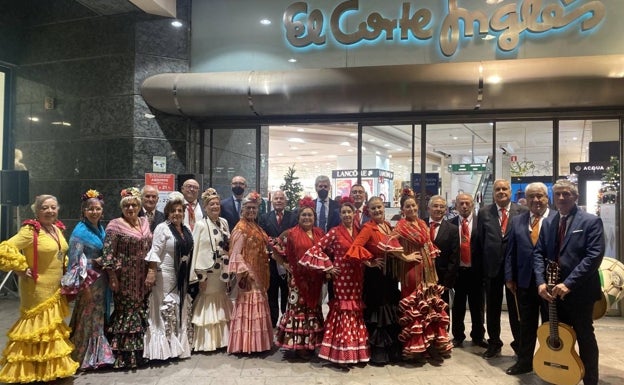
0 222 79 383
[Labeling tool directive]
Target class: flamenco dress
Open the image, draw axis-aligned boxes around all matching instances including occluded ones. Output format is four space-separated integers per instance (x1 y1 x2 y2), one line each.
274 225 325 353
60 220 115 369
190 217 233 352
299 224 370 364
0 221 79 382
393 218 452 359
227 219 273 353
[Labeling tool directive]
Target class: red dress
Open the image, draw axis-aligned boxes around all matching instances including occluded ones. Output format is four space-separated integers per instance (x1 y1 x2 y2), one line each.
300 224 370 364
393 218 452 357
346 221 402 364
274 225 325 351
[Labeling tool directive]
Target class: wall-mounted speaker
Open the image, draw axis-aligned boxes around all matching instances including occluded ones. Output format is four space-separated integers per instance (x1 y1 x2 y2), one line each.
0 170 29 206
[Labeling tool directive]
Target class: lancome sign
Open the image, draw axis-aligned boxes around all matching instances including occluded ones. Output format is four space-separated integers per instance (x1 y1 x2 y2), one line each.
284 0 606 57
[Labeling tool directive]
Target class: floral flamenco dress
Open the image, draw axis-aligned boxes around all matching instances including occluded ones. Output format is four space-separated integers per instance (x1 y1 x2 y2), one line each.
61 220 115 369
0 220 79 383
274 225 325 353
299 224 370 364
393 218 452 359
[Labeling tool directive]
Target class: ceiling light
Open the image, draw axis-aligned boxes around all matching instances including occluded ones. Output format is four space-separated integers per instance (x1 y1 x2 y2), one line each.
296 128 304 132
144 113 155 119
247 142 252 145
375 151 381 155
361 146 367 151
288 58 297 63
260 19 271 25
290 146 299 150
384 143 390 147
388 155 393 158
51 121 71 126
453 136 458 140
349 133 357 137
171 20 183 28
487 75 502 84
347 149 354 152
288 138 305 143
572 137 578 140
310 151 318 155
277 153 284 156
368 139 375 142
28 117 39 122
340 141 351 146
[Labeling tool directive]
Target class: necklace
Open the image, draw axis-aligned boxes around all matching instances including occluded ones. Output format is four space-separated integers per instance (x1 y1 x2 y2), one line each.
42 224 63 260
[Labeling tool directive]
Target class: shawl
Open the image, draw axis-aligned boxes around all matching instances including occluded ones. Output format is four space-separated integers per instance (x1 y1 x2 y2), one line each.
168 222 193 312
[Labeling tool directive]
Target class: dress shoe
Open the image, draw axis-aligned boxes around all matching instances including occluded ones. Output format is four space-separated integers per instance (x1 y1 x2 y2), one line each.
506 363 532 375
482 345 501 359
471 339 488 348
452 339 464 348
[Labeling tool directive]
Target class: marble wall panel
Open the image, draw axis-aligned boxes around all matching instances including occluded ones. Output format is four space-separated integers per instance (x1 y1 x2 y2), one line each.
81 96 134 139
134 95 188 141
135 18 189 61
54 55 135 99
105 138 135 179
133 137 187 176
15 65 57 104
134 54 188 95
19 0 96 28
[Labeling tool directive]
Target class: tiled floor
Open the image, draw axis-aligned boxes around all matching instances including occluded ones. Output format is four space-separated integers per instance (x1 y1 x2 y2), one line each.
0 293 622 385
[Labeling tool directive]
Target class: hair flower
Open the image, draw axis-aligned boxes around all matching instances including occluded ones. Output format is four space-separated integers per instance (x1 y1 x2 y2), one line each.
82 189 104 202
120 187 141 198
298 196 315 210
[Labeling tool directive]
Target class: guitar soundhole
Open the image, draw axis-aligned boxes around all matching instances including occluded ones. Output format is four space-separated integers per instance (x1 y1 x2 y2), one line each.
547 336 563 351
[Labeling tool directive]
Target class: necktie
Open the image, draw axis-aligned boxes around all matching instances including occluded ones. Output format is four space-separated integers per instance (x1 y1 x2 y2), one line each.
500 207 508 234
430 222 438 241
187 203 196 231
319 200 327 231
235 198 242 215
354 209 362 230
276 211 282 226
146 210 154 224
557 215 567 258
460 218 471 265
530 215 540 246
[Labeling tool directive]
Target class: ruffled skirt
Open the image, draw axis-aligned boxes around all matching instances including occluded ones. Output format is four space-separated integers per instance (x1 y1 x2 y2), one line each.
0 290 79 383
191 290 232 351
227 289 273 354
318 299 369 364
275 286 324 352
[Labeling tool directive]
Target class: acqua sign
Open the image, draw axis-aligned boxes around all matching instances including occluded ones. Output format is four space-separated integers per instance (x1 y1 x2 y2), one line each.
283 0 606 57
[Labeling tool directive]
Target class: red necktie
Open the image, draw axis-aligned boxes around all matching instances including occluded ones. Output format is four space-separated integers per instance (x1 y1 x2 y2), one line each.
460 218 471 265
354 209 361 230
276 211 283 226
430 222 438 241
500 207 508 234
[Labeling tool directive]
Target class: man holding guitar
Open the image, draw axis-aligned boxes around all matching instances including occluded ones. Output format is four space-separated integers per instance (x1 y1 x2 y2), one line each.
533 179 605 385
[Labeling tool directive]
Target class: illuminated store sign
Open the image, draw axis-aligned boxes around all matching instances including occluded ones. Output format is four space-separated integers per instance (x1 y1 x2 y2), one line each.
283 0 606 57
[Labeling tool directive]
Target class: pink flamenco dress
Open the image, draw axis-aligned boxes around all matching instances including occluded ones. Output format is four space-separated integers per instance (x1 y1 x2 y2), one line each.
274 225 325 354
392 218 452 360
0 220 79 383
299 224 370 364
227 219 273 354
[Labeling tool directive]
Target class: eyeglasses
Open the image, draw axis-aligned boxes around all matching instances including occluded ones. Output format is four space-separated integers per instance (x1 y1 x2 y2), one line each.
184 185 199 191
122 203 139 208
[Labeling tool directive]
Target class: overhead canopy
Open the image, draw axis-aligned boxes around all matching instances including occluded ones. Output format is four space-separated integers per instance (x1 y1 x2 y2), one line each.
140 55 624 118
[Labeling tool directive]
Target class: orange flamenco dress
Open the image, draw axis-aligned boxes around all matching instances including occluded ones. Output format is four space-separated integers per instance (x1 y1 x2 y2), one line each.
393 218 452 359
0 222 79 383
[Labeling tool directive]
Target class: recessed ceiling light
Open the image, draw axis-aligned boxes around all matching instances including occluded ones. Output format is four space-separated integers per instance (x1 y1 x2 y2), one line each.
247 142 252 145
288 138 305 143
277 153 284 156
347 149 354 152
28 117 39 122
288 58 297 63
349 133 357 137
375 151 381 155
291 146 299 150
171 20 183 28
572 136 578 140
389 155 393 158
260 19 271 25
368 139 375 142
453 136 458 140
297 128 304 132
384 143 390 147
340 141 351 146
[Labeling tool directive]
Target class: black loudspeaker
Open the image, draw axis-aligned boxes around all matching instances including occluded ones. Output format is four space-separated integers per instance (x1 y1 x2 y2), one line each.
0 170 29 206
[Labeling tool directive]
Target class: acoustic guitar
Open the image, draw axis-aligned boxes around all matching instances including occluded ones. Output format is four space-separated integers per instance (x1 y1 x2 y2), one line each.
533 261 585 385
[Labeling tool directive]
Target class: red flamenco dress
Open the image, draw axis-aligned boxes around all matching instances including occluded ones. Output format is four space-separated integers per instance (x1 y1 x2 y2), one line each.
274 225 325 353
299 224 370 364
393 218 452 359
345 221 402 364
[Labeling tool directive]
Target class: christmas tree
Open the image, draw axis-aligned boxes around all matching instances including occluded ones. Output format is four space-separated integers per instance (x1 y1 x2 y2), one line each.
596 155 619 216
280 165 303 211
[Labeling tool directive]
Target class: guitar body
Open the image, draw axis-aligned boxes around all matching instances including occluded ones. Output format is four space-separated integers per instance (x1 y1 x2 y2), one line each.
534 321 585 385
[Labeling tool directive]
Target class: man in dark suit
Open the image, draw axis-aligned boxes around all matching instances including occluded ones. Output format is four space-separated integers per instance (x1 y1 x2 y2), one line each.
474 179 528 359
450 193 487 348
534 179 604 385
349 184 370 231
259 190 296 327
140 185 166 232
314 175 339 232
427 195 459 306
220 175 247 231
504 182 553 375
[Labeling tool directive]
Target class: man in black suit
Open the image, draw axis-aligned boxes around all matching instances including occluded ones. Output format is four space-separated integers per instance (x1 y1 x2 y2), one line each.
314 175 339 232
140 185 166 232
504 182 554 375
349 184 370 231
259 190 296 327
220 175 247 231
475 179 528 359
427 195 459 306
534 179 604 385
450 193 487 348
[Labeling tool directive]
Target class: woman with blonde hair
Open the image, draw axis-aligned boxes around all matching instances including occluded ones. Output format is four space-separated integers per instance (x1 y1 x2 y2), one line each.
189 188 233 352
0 194 79 382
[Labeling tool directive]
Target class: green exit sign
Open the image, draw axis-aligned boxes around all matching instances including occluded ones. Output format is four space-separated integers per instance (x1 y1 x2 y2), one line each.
448 163 488 172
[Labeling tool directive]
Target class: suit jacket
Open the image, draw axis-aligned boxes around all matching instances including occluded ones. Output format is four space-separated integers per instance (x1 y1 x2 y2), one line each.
220 196 241 232
139 209 166 233
259 210 297 238
504 209 556 289
314 198 340 231
449 214 480 272
533 206 604 302
429 219 460 288
474 202 528 278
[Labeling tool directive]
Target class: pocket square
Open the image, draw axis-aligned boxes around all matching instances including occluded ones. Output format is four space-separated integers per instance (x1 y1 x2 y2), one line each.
572 229 583 233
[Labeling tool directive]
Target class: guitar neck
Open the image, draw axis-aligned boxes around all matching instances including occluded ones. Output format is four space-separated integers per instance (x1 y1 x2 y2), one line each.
548 284 559 340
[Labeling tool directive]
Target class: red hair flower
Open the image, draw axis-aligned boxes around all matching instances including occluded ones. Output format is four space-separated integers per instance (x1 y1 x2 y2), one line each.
298 196 315 210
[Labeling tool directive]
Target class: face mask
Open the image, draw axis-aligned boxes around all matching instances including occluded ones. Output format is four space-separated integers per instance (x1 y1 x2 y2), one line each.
232 186 245 196
317 189 329 200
